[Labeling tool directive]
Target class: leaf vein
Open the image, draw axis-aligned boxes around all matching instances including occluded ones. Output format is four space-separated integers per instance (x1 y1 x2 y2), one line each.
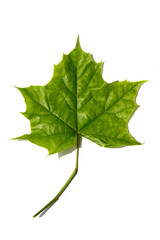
28 131 75 139
25 91 76 132
79 83 140 131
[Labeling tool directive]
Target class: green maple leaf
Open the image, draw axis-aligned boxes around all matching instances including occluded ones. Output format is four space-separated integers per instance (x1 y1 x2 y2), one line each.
14 36 146 217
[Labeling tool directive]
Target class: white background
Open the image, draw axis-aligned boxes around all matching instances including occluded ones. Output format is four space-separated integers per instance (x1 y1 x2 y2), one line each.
0 0 160 239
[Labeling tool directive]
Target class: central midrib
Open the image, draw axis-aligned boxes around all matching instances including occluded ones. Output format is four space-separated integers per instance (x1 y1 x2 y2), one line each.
75 62 78 133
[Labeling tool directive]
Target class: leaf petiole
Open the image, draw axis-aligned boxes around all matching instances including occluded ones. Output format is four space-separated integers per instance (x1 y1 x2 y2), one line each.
33 134 80 218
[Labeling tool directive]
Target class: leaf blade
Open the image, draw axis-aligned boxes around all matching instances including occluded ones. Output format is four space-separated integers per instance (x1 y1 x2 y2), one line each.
14 38 146 153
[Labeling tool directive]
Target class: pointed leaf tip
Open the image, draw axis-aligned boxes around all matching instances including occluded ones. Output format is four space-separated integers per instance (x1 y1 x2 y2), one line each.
76 35 81 49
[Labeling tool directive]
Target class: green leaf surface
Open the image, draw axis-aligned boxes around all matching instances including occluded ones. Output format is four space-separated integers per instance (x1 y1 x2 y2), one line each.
14 37 146 154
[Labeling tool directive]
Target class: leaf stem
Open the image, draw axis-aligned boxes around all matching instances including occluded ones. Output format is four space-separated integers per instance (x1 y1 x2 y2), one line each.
33 133 80 218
